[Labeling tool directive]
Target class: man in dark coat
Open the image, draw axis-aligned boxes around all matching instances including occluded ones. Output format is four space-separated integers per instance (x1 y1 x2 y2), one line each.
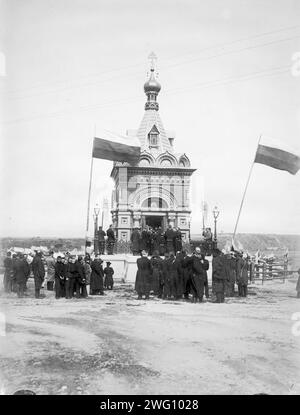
65 257 73 299
237 254 249 297
77 256 88 298
227 252 237 296
157 227 166 256
140 228 149 252
148 228 155 256
106 225 115 255
97 226 106 255
90 256 104 295
150 251 163 295
11 253 18 292
182 253 193 300
162 251 178 300
14 254 30 298
135 250 153 299
3 251 13 293
174 228 183 253
165 225 175 253
201 253 210 299
54 256 66 299
131 228 141 255
212 250 227 303
31 252 45 299
161 252 171 299
174 251 185 299
104 261 114 290
189 247 206 302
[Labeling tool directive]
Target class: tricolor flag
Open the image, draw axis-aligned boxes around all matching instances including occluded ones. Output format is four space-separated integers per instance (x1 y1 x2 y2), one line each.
254 135 300 175
92 129 141 165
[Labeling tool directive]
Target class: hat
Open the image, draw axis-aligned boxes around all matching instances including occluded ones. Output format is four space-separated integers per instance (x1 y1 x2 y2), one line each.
106 261 111 265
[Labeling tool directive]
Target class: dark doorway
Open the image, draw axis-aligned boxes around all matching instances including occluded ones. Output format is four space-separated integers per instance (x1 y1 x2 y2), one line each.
145 216 164 229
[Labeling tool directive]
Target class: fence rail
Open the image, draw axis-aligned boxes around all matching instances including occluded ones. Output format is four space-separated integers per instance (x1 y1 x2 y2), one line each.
251 260 290 284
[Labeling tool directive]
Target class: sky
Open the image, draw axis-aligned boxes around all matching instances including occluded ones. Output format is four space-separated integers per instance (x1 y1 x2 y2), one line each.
0 0 300 238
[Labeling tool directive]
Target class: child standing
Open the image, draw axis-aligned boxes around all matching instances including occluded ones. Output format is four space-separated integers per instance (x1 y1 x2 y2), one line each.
104 261 114 290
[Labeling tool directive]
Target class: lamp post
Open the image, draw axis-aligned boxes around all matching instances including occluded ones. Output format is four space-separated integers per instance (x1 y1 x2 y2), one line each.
212 206 220 247
93 204 100 254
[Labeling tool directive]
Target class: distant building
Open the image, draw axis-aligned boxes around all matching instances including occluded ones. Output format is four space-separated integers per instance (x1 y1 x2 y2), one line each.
110 54 196 242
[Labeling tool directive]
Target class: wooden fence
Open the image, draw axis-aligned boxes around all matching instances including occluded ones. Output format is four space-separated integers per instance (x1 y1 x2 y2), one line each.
251 260 290 284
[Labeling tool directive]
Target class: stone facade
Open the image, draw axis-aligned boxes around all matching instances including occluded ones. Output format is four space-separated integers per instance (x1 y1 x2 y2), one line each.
110 56 196 242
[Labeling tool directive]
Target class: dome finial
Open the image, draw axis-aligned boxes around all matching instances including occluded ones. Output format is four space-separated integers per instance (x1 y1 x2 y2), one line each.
144 52 161 111
148 51 157 72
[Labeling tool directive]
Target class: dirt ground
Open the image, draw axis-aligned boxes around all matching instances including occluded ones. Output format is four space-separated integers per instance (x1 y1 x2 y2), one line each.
0 277 300 395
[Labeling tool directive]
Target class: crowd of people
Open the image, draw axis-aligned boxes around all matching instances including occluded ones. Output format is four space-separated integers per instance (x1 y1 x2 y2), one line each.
130 225 184 256
3 245 299 302
135 247 252 303
2 250 114 299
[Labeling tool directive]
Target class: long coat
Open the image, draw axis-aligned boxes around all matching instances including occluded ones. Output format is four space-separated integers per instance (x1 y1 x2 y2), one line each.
162 256 178 298
150 255 163 294
238 259 249 285
32 256 45 289
140 230 149 252
190 256 206 298
46 256 56 282
83 262 92 285
135 256 153 296
90 260 104 291
157 232 166 256
212 255 226 293
131 229 141 254
165 228 175 253
174 230 183 253
13 258 30 285
104 266 114 288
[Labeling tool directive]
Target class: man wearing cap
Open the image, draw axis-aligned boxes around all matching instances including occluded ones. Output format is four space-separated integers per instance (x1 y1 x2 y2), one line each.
54 256 66 299
104 261 114 290
97 226 106 255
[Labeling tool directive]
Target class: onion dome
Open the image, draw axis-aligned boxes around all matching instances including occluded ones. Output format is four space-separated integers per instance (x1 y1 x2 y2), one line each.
144 69 161 94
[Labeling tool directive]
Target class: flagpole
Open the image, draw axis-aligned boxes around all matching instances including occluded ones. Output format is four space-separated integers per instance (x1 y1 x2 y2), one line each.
85 148 94 253
232 134 262 244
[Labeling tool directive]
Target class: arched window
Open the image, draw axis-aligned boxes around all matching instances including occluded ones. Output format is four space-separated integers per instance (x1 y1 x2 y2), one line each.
148 125 159 148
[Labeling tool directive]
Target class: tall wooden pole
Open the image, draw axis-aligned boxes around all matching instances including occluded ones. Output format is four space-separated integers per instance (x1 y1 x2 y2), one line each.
232 135 262 244
85 153 94 253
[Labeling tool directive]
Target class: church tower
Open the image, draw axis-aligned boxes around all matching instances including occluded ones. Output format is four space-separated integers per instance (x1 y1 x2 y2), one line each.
110 53 196 242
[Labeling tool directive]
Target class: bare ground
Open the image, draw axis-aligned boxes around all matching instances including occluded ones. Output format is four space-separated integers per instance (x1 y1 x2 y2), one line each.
0 278 300 395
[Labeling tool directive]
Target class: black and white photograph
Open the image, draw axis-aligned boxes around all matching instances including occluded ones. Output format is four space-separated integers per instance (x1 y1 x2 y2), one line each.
0 0 300 399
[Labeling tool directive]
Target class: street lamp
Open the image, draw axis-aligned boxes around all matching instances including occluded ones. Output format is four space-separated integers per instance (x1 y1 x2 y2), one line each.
93 204 100 254
212 206 220 243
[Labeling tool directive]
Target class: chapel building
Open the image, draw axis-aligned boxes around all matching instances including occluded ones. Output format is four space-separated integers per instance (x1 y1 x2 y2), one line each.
110 55 196 242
